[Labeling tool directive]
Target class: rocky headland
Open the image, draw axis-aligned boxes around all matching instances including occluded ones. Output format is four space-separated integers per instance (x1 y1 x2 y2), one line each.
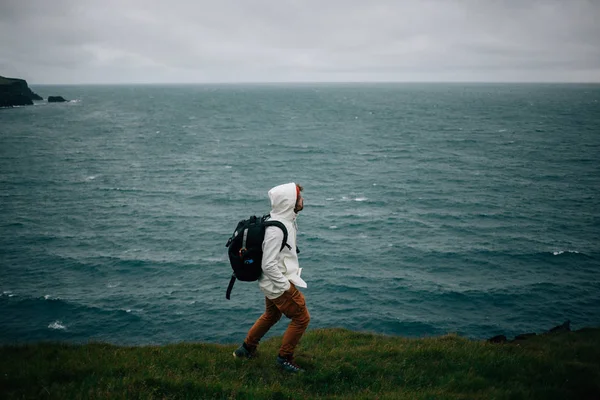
0 75 43 108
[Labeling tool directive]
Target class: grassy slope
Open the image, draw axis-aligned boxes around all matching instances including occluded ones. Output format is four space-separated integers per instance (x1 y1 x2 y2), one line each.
1 328 599 399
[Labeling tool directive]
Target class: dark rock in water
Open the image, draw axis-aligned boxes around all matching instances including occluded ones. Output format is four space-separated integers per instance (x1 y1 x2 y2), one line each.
487 335 507 344
514 333 537 341
0 75 43 107
48 96 68 103
548 320 571 334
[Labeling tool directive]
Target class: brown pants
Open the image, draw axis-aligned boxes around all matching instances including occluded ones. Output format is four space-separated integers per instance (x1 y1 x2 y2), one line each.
245 283 310 358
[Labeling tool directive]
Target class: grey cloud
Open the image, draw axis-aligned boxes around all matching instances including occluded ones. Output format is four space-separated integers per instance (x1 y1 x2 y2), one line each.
1 0 599 83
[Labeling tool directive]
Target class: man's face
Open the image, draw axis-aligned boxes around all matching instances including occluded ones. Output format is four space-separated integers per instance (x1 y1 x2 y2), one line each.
294 192 304 214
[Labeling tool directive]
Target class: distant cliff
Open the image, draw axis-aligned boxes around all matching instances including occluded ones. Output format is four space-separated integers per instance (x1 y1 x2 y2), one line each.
0 75 43 108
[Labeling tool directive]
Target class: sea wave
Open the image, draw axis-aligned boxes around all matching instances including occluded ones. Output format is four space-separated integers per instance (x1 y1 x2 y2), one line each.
552 250 580 256
2 293 142 319
48 321 67 330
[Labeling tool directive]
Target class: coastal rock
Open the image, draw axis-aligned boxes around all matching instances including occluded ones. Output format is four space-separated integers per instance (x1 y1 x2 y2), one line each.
48 96 68 103
548 320 571 334
30 91 43 101
489 321 574 345
487 335 507 344
0 75 43 107
513 333 537 341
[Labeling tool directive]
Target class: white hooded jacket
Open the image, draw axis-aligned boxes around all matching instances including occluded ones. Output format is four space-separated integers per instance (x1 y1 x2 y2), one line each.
258 182 307 299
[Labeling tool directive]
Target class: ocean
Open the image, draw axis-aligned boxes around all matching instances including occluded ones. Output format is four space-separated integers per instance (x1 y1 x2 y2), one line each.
1 83 599 345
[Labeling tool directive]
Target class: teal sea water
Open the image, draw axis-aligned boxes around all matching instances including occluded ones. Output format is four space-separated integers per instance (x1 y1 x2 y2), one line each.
1 83 599 345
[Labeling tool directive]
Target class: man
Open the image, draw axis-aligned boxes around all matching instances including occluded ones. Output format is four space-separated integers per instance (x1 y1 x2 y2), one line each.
233 182 310 373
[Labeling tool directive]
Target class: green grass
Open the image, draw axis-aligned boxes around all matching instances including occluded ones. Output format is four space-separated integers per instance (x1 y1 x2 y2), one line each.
1 328 599 399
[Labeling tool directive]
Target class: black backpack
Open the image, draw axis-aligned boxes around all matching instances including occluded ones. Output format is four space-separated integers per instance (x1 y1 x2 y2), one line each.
225 214 289 299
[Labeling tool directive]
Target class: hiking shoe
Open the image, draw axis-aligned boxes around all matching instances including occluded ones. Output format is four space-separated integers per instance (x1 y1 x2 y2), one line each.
233 343 256 359
276 355 304 373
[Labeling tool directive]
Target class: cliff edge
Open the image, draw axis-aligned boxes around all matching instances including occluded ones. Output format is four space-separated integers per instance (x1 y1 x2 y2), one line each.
0 75 43 108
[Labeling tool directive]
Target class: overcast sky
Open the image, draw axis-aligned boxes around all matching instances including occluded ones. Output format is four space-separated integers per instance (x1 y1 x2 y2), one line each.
1 0 599 84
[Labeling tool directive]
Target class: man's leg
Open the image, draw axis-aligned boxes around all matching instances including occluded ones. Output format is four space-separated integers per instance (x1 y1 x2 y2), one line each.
272 283 310 358
244 297 282 350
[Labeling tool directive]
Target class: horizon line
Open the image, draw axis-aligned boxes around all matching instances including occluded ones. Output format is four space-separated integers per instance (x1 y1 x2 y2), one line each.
28 80 600 86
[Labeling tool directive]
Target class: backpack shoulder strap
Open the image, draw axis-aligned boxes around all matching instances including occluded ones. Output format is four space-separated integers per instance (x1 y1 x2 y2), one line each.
225 274 236 300
263 220 291 251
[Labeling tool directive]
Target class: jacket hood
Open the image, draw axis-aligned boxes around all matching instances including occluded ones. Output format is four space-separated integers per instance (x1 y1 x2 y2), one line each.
268 182 298 221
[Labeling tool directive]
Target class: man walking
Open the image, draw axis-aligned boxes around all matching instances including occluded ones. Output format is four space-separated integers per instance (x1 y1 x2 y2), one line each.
233 182 310 373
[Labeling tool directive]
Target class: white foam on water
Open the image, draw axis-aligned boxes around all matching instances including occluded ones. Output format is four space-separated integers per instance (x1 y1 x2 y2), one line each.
85 175 97 181
342 196 368 202
225 165 232 169
498 129 507 132
552 250 579 256
48 321 66 330
44 295 60 300
107 282 120 288
329 225 338 229
326 198 335 201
